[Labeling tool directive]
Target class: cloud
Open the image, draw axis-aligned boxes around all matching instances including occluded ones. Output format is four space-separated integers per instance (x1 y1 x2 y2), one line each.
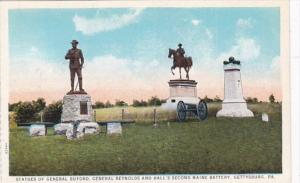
270 56 280 74
73 8 144 35
191 19 201 26
236 17 254 29
217 38 260 62
205 28 213 39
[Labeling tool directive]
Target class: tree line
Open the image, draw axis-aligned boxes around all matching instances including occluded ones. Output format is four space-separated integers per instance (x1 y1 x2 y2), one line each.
92 96 166 108
9 94 277 124
9 98 62 124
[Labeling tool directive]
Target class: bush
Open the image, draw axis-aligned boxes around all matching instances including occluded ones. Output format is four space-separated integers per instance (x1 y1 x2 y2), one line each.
14 102 39 124
93 101 105 109
105 101 113 108
115 100 128 107
147 96 162 106
132 100 148 107
9 112 18 129
9 102 21 112
32 98 46 112
42 101 63 124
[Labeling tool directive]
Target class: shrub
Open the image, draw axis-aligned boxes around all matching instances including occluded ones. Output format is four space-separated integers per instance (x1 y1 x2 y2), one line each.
147 96 162 106
132 100 148 107
9 112 18 129
269 94 275 103
14 102 39 124
42 101 63 124
9 101 21 112
93 101 105 109
115 100 128 107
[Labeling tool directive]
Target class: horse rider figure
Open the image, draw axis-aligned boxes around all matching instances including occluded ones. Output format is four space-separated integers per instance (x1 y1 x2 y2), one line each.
175 43 186 66
65 40 86 94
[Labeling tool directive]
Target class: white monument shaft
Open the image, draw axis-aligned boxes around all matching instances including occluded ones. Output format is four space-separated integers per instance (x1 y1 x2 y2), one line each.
217 62 254 117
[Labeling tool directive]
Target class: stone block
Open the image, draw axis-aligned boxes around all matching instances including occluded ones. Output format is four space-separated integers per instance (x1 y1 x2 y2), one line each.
61 94 93 122
54 123 73 135
107 122 122 135
262 113 269 122
29 124 46 136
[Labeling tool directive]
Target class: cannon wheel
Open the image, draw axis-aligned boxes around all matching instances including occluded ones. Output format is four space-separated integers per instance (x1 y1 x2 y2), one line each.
177 101 186 122
197 100 208 120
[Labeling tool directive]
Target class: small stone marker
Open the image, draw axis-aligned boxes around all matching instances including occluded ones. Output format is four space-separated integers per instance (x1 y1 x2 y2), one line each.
77 122 100 138
262 113 269 122
54 123 73 135
29 124 46 136
107 122 122 135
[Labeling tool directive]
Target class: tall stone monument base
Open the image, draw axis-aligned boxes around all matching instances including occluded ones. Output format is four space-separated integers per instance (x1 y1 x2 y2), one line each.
61 94 93 123
216 100 254 117
161 79 199 110
216 58 254 118
57 93 99 139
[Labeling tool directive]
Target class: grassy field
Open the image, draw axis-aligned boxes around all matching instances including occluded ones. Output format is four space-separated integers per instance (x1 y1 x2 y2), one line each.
9 103 282 175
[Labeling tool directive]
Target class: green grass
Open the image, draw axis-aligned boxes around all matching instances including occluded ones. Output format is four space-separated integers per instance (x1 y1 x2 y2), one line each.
9 103 282 175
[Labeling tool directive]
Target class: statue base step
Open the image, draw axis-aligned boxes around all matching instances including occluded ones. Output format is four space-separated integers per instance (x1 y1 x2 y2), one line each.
216 101 254 117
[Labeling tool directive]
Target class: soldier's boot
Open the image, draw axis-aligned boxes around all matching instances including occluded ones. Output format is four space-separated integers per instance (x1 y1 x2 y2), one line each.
79 78 85 92
68 81 74 94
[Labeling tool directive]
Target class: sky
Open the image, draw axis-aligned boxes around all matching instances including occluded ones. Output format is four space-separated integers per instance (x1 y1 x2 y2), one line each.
9 8 280 104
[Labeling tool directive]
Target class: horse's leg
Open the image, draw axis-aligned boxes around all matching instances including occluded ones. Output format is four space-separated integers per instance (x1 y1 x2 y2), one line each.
171 66 175 75
185 66 189 80
179 67 182 79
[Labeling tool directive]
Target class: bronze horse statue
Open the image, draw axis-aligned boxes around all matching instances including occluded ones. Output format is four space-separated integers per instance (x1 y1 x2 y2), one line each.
168 48 193 80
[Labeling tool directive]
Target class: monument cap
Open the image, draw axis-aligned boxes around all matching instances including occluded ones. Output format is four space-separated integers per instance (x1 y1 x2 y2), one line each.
71 40 79 44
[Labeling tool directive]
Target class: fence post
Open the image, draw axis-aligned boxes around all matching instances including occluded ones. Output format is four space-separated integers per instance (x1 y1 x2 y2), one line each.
153 108 157 128
122 109 124 121
94 110 96 122
40 111 43 122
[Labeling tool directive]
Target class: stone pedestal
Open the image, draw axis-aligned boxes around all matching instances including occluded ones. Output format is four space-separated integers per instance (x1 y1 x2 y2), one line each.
216 62 254 117
161 79 200 110
29 124 46 136
61 94 93 123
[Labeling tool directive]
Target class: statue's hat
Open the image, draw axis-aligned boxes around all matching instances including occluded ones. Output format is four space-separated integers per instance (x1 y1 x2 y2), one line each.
71 40 79 44
178 43 182 47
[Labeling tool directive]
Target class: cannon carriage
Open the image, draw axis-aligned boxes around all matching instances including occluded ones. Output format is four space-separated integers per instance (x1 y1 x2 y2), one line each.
176 100 208 122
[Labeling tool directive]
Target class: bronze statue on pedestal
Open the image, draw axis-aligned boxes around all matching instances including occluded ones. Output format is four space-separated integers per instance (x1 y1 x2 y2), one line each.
65 40 87 94
168 43 193 80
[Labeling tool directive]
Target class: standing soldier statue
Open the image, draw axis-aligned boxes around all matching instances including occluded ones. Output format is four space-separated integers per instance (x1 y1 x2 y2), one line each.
65 40 86 94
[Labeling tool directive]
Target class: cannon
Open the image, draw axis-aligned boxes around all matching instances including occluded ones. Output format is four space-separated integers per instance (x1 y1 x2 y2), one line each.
176 100 208 122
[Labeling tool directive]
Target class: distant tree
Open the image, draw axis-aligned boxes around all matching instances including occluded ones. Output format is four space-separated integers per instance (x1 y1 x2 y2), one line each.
246 97 259 103
94 101 105 108
105 101 113 108
140 100 148 106
246 97 253 103
147 96 162 106
213 95 222 102
14 102 39 124
132 100 148 107
43 101 63 123
203 96 213 103
253 97 258 103
269 94 275 103
9 101 22 112
115 100 128 107
132 100 141 107
32 98 46 112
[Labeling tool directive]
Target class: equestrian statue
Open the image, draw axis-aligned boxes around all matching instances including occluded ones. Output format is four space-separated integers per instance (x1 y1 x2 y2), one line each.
168 43 193 80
